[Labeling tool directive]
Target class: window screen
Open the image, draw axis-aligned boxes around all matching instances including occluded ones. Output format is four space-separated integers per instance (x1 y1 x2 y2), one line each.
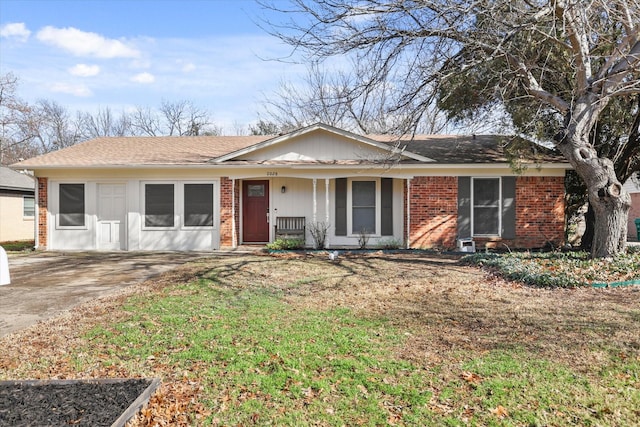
352 181 376 234
23 196 35 217
59 184 85 227
473 178 500 235
184 184 214 227
145 184 174 227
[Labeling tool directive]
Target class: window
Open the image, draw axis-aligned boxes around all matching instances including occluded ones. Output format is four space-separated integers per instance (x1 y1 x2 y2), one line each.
23 196 35 217
352 180 376 234
184 184 214 227
145 184 174 227
59 183 85 227
247 184 265 197
472 178 500 236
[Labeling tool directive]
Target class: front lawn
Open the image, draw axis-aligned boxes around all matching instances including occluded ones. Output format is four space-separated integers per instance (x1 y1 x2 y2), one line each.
1 252 639 426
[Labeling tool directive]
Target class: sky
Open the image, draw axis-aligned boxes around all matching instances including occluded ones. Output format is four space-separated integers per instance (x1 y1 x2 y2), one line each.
0 0 307 132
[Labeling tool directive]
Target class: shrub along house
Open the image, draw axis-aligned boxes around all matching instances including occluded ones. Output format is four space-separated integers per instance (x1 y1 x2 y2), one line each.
11 123 569 252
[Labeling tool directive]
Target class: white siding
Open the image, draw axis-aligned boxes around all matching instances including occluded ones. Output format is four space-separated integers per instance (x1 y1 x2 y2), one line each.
47 173 220 251
238 132 388 162
267 177 405 248
623 174 640 194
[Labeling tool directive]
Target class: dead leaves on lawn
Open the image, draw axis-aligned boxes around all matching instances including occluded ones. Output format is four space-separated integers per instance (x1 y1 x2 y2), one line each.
1 252 639 426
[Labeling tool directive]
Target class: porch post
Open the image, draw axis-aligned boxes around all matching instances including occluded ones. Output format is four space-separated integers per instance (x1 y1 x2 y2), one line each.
312 178 318 223
406 178 411 249
325 179 330 223
232 178 236 247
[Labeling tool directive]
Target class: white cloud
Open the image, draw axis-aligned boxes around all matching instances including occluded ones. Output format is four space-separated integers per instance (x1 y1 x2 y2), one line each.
69 64 100 77
36 26 140 58
0 22 31 42
50 82 92 97
182 62 196 73
130 72 155 84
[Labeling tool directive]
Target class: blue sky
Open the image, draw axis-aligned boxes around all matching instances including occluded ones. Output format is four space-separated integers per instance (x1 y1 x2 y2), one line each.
0 0 306 132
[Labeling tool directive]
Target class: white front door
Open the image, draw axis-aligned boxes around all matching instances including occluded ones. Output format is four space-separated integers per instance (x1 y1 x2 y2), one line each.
97 184 126 250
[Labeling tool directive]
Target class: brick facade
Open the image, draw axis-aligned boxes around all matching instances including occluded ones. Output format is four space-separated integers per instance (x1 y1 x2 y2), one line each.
407 175 565 250
628 193 640 242
37 177 48 249
511 175 565 248
220 177 240 248
408 176 458 249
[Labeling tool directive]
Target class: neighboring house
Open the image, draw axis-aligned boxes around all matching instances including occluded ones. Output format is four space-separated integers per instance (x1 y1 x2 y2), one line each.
623 173 640 242
11 123 569 252
0 165 36 243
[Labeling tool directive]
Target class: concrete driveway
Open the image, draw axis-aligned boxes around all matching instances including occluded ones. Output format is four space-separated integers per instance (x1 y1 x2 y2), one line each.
0 252 209 338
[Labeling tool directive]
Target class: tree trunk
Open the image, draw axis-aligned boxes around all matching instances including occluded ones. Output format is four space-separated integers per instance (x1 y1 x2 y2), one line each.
559 140 631 258
589 189 630 258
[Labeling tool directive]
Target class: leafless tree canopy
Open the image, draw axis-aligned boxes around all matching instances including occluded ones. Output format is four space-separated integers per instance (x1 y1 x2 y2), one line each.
0 75 224 164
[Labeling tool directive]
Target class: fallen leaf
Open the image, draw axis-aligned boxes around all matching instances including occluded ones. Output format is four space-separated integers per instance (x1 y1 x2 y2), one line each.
491 405 509 418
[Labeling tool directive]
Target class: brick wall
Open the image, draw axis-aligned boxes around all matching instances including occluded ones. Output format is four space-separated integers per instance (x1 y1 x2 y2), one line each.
512 176 565 248
37 177 48 249
407 175 566 250
627 193 640 242
408 176 458 249
219 177 234 248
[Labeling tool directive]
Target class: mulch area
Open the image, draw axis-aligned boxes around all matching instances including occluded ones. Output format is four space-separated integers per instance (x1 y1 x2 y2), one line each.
0 379 152 427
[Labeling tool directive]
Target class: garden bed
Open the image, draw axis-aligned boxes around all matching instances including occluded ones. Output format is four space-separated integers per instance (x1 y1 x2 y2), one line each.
0 378 160 427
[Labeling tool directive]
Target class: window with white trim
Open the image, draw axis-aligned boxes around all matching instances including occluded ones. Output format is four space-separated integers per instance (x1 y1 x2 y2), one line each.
145 184 175 227
472 177 501 236
23 196 35 217
59 183 85 227
351 180 377 234
184 183 214 227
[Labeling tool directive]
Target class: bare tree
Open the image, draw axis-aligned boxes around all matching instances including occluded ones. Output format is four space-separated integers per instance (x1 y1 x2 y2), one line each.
78 106 131 139
130 105 161 136
262 62 453 134
262 0 640 258
0 73 37 164
30 100 82 152
249 119 286 135
159 99 215 136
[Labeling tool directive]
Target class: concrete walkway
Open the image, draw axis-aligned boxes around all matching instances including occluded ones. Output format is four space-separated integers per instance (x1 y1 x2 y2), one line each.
0 252 209 338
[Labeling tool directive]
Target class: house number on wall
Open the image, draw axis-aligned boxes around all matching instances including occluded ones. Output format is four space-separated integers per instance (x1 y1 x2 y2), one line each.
266 172 278 176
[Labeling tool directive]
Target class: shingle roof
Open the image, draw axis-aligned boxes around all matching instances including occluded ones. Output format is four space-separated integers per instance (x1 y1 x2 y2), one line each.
11 130 566 169
12 135 270 168
0 166 35 191
369 134 564 164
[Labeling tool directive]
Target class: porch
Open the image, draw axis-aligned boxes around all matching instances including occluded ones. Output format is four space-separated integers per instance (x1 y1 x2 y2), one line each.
222 176 407 249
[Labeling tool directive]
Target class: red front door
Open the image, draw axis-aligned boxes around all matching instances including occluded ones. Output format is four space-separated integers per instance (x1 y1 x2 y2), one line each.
242 180 270 243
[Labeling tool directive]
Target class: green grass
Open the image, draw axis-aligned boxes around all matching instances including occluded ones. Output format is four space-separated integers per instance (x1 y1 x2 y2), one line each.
83 279 432 425
0 239 34 252
76 266 640 426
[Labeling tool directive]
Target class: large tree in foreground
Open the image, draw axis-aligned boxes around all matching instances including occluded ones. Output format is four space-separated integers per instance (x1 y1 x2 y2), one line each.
262 0 640 258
